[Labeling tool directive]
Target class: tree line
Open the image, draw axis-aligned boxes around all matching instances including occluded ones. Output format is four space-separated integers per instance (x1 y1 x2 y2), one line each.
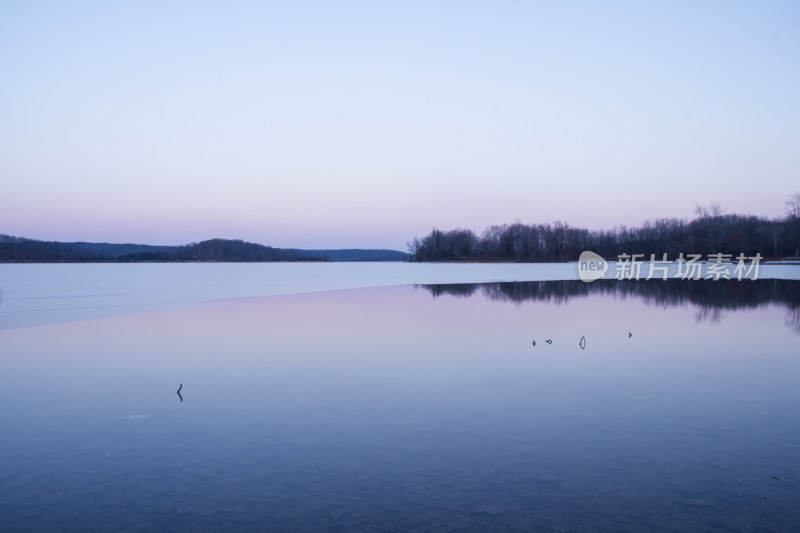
0 236 323 262
407 193 800 262
116 239 320 262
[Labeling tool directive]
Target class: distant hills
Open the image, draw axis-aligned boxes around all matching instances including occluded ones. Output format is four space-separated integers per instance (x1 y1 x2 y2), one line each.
0 235 409 262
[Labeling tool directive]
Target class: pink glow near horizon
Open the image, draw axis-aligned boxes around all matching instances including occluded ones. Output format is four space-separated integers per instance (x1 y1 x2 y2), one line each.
2 2 798 249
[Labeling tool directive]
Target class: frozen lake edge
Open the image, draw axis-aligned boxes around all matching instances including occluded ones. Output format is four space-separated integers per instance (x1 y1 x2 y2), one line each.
1 261 798 330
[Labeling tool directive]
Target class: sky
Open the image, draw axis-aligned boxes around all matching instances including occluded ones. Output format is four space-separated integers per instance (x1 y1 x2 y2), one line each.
1 1 798 250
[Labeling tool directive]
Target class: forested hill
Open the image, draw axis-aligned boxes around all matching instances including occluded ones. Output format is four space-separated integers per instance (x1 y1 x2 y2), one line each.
0 236 319 262
0 236 408 262
115 239 321 262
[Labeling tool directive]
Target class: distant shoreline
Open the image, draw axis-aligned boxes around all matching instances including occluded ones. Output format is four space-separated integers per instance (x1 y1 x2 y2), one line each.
0 235 409 263
3 258 799 265
408 257 800 264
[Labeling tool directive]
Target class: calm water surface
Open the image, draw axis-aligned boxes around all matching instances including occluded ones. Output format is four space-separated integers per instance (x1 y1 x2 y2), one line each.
1 278 799 532
1 262 798 329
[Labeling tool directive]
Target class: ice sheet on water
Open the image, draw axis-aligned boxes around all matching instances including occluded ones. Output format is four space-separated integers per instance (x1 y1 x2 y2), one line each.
0 261 797 329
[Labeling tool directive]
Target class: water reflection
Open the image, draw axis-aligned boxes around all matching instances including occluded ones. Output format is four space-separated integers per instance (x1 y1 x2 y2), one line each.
787 308 800 335
416 279 800 332
1 282 799 532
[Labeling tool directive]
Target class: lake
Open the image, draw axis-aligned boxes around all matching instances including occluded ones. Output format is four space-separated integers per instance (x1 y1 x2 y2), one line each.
1 263 799 532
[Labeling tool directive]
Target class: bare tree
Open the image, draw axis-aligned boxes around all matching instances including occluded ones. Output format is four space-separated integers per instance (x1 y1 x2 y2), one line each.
694 204 709 219
786 190 800 220
768 222 781 257
708 202 724 218
786 191 800 257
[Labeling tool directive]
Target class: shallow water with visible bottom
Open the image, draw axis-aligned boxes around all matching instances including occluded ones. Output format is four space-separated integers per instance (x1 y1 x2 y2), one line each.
1 279 799 532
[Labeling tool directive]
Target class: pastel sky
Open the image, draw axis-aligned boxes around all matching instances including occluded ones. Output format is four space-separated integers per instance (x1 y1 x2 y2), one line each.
1 1 798 250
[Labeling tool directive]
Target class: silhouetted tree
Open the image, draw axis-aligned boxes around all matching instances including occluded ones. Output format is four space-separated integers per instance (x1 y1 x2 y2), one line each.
786 191 800 256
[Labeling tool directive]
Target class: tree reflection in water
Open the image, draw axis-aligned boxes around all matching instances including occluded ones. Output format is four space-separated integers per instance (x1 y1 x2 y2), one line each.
415 279 800 334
